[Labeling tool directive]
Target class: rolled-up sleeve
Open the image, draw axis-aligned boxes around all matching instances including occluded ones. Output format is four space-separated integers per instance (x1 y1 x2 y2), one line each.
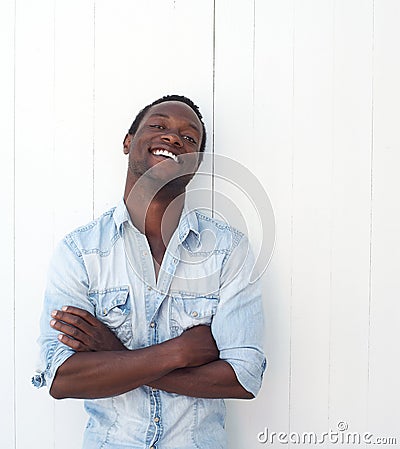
211 234 266 397
32 235 93 389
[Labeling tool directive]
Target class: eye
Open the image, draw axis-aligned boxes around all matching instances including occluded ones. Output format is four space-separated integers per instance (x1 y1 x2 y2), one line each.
149 124 165 130
183 135 196 144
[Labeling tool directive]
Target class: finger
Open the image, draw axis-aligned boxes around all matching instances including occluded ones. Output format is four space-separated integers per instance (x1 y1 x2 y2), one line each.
51 310 94 334
59 306 101 327
50 318 90 346
57 333 90 352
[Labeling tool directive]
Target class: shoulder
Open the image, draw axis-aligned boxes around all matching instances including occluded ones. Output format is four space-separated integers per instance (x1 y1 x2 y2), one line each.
193 209 246 252
61 206 119 257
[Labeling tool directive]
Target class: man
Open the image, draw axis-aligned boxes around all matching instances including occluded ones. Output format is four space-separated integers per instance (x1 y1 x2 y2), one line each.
33 94 266 449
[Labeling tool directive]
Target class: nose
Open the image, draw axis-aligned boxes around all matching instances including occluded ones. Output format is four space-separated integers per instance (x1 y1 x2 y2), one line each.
161 130 183 147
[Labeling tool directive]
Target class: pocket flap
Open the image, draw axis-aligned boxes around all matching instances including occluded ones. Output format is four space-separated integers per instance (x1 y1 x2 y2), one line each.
182 297 218 319
91 287 130 316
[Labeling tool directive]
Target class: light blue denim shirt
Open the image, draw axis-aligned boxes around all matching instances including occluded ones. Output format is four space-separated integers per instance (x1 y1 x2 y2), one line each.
33 199 266 449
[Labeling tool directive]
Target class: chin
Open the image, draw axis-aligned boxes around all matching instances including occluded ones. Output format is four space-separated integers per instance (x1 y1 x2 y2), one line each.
164 174 194 190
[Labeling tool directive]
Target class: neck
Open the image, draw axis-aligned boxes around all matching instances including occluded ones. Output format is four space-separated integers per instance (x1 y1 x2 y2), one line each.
124 172 186 243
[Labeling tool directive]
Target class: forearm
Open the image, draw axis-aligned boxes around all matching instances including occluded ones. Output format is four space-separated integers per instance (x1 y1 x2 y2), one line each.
147 360 253 399
50 341 182 400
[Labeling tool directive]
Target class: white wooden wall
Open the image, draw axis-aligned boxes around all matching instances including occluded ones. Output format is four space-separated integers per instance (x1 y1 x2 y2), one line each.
1 1 399 448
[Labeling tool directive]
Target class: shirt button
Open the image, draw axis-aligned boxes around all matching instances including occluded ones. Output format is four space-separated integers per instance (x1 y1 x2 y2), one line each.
191 311 198 317
173 257 178 264
154 417 160 423
147 286 152 291
150 322 156 328
143 251 148 256
103 308 108 315
152 387 158 392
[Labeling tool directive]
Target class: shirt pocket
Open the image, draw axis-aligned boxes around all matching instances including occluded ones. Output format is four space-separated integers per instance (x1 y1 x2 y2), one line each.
89 286 133 346
169 293 219 337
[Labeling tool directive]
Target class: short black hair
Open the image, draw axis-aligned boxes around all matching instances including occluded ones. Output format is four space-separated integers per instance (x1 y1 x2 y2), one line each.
128 94 207 155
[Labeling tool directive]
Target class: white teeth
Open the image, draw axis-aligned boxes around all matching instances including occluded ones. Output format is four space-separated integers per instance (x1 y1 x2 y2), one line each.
152 148 178 163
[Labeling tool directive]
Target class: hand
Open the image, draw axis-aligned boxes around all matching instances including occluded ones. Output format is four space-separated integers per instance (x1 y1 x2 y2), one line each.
50 306 127 352
175 325 219 368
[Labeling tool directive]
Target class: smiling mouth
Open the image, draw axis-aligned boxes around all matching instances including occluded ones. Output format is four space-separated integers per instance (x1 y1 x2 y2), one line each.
151 148 179 163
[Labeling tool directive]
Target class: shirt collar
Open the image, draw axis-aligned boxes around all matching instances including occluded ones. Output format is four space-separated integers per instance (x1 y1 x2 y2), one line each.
113 199 132 233
178 205 201 247
113 199 201 248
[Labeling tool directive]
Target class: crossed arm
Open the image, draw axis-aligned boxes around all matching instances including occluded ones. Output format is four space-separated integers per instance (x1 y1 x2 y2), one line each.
49 306 253 400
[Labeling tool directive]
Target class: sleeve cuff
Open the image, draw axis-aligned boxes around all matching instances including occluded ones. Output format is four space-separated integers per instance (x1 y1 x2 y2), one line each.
220 348 267 397
32 345 75 390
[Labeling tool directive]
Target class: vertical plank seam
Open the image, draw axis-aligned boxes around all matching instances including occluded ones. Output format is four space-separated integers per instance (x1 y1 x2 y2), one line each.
52 0 56 251
13 0 17 448
252 0 256 150
52 4 57 446
327 0 336 433
366 0 375 432
54 1 59 445
92 0 96 220
212 0 216 218
288 0 296 441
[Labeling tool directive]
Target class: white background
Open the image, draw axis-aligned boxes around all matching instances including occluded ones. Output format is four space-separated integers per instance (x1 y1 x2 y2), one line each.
1 1 399 448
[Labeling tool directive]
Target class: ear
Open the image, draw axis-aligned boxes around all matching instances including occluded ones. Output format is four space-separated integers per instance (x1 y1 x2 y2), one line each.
123 133 132 154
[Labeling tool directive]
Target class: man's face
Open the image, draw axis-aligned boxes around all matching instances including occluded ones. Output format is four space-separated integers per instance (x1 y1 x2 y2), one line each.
125 101 203 188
